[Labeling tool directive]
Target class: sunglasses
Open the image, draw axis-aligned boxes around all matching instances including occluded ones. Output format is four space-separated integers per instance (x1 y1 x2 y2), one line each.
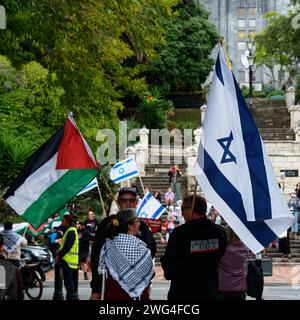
119 198 137 204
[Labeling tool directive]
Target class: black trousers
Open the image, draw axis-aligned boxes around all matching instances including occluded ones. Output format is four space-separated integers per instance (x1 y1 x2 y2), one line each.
61 260 79 300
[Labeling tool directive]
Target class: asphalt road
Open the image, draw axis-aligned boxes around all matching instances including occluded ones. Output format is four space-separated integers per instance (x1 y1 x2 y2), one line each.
35 281 300 300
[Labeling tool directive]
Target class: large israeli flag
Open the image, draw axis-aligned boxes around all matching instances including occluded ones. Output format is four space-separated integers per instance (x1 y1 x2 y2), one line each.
195 45 294 254
110 156 138 183
137 192 166 219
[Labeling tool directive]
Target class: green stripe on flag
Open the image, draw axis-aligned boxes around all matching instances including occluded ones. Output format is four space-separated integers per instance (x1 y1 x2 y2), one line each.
22 169 98 229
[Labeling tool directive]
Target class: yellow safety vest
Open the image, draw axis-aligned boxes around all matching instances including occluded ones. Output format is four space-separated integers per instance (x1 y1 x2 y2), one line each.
59 226 79 269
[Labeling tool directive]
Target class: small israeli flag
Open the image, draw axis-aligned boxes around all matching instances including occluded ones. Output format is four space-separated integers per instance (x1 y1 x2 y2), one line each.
110 156 139 183
77 177 98 196
137 192 166 219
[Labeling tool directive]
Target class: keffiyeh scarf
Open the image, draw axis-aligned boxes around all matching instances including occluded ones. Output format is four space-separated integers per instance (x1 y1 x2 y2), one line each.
1 230 22 254
98 233 154 299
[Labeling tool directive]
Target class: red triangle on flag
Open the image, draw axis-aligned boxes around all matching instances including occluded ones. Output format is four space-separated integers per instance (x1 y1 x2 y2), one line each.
56 118 98 169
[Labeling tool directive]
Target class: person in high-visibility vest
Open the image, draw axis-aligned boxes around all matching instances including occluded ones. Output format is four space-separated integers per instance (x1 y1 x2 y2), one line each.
56 214 79 300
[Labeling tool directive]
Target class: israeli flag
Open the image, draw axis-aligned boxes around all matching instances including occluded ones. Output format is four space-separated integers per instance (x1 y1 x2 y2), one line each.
110 156 139 183
137 192 166 219
195 45 294 254
77 178 98 196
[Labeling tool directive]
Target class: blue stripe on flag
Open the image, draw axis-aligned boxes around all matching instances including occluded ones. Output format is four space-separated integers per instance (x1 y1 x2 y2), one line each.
112 170 138 183
233 75 272 221
80 181 97 192
216 55 224 86
152 206 165 219
113 157 133 170
203 148 277 247
137 193 152 216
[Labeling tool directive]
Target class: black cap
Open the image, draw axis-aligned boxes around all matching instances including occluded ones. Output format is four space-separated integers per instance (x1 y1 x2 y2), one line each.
118 187 137 198
4 221 13 230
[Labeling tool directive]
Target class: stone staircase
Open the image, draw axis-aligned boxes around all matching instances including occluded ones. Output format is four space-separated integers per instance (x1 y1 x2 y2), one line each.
252 101 295 141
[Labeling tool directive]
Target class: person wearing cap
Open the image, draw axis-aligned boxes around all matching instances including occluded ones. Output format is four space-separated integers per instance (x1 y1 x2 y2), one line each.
0 221 27 267
97 209 154 299
90 187 157 300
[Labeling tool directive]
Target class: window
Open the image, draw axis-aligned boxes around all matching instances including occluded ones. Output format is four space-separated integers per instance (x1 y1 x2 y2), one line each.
238 8 246 17
238 31 246 39
249 8 257 17
249 19 256 28
238 19 246 28
238 42 246 50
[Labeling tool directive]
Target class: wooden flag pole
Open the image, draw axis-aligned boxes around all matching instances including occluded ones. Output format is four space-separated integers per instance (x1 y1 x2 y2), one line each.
96 181 107 217
100 173 121 210
22 224 29 238
138 175 146 195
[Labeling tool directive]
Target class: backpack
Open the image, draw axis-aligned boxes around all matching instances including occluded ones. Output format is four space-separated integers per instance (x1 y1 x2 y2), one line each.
246 260 264 300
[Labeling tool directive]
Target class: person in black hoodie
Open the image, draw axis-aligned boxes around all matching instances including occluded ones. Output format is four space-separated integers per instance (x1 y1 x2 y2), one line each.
89 187 157 300
161 195 227 300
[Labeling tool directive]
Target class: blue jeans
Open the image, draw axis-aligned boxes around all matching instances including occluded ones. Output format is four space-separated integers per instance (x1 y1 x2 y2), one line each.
292 210 299 233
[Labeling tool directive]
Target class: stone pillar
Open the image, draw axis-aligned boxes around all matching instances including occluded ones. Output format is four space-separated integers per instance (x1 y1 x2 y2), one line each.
200 104 207 125
289 105 300 131
193 128 202 147
286 87 296 109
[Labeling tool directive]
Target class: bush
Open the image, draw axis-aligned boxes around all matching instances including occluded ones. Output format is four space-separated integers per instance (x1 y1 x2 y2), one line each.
0 133 35 190
267 89 285 98
137 86 174 129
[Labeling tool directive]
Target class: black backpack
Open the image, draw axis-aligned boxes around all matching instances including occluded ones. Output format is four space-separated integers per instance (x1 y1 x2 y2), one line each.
246 260 264 300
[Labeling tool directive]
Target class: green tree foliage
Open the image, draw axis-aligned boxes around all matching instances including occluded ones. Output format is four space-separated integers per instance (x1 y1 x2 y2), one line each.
0 133 34 190
255 11 300 87
0 55 65 146
0 1 178 142
137 86 174 129
148 0 219 93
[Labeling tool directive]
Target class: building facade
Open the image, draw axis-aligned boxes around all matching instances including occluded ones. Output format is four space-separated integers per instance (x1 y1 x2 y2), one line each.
200 0 290 88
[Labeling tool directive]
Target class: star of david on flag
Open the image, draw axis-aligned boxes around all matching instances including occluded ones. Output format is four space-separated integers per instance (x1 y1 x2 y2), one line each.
137 192 166 219
195 43 294 254
109 156 139 183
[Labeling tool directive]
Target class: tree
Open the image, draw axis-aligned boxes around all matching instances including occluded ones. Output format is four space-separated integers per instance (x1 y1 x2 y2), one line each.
0 0 179 146
255 11 300 88
148 0 219 93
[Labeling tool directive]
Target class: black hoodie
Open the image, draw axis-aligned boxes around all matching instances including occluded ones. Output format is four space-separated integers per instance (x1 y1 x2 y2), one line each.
161 217 227 300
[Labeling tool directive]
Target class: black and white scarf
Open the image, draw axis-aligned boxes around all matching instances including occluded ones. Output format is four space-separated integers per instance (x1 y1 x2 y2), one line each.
98 233 154 299
1 230 22 254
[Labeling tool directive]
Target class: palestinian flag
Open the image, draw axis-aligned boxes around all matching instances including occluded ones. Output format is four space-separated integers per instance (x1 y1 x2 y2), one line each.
4 115 99 229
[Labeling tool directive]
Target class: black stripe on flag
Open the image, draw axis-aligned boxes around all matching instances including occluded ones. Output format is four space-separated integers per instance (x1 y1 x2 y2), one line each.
4 125 65 199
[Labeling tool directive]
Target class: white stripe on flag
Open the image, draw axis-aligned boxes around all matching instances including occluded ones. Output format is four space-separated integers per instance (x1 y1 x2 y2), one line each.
110 156 138 183
195 45 294 254
77 178 98 196
137 192 166 219
5 154 67 216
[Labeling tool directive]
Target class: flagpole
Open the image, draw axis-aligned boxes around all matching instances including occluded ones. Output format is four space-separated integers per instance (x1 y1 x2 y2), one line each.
22 224 29 238
96 181 107 217
100 173 121 210
138 175 146 195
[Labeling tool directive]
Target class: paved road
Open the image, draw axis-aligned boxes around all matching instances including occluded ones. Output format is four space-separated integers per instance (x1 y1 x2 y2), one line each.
36 281 300 300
